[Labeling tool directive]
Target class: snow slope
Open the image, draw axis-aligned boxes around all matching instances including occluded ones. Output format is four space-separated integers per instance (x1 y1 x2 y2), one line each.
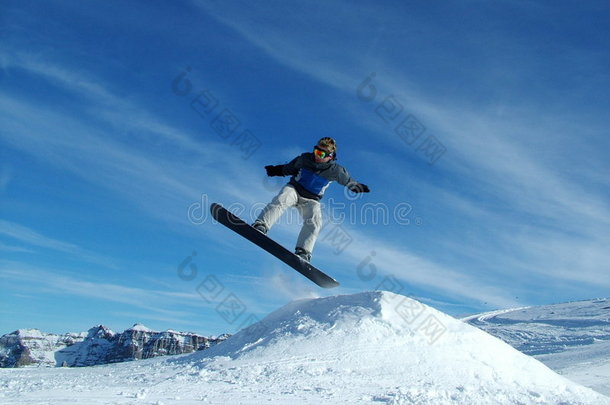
463 298 610 396
0 291 608 404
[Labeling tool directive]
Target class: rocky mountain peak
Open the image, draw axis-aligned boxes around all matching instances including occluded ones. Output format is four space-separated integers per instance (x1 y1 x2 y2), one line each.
0 325 229 368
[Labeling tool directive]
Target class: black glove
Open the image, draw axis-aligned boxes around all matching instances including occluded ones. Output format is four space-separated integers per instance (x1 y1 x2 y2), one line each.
265 165 285 177
348 183 370 193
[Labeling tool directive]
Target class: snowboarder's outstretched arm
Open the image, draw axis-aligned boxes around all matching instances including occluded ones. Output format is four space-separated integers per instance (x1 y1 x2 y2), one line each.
264 154 303 177
333 165 370 193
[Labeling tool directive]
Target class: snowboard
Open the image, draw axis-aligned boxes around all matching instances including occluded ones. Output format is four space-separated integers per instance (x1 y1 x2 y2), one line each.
210 203 340 288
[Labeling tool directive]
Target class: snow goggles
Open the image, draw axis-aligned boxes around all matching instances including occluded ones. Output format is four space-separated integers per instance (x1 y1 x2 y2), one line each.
314 146 335 159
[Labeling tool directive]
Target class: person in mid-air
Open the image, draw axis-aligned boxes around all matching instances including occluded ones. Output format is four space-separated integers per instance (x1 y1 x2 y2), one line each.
253 137 370 262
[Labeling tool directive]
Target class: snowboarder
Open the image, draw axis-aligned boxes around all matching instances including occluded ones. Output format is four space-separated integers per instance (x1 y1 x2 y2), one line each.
253 137 370 262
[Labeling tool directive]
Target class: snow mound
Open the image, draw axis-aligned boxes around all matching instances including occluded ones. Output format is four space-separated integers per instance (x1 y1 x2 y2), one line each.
2 292 608 404
181 291 609 404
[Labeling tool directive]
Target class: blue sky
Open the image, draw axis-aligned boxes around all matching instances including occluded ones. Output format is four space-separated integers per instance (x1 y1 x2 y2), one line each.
1 0 609 336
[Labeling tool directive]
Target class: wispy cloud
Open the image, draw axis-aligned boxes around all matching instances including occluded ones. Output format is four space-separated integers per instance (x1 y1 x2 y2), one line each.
0 219 80 252
0 164 11 192
0 262 204 319
0 220 118 268
0 241 33 253
322 228 521 309
0 52 271 226
3 51 220 161
193 0 361 94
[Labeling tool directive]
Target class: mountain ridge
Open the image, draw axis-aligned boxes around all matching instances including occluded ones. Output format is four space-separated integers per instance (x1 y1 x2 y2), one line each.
0 323 229 368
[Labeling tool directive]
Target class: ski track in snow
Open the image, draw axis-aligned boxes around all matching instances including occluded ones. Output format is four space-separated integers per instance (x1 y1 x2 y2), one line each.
1 292 609 405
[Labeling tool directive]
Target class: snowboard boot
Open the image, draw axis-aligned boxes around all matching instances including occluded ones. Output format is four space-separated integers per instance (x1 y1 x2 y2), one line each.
252 221 268 235
295 247 312 262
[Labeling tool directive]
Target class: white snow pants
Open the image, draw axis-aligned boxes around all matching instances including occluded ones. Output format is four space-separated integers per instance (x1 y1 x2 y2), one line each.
256 185 322 254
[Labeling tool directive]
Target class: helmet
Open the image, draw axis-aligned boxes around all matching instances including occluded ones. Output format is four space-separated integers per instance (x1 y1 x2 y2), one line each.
317 137 337 154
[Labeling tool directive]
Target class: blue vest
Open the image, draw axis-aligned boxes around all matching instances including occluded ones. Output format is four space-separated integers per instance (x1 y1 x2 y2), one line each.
294 168 333 197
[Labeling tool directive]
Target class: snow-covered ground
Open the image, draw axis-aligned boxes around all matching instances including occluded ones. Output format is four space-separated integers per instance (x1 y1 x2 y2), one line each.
463 298 610 397
1 291 608 404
